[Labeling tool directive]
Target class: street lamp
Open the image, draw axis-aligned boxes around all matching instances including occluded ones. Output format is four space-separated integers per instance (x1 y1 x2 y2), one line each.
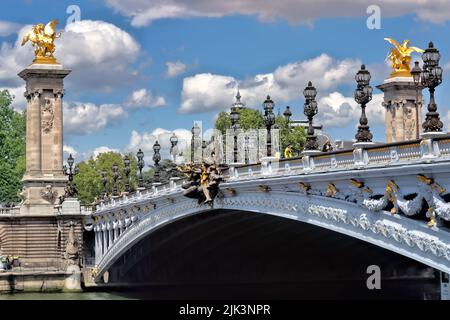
411 61 422 139
420 42 443 133
136 149 145 189
354 64 373 143
230 106 240 163
201 140 207 160
111 163 119 197
63 154 79 197
263 95 275 156
123 155 131 193
153 141 161 183
191 123 201 163
169 133 178 162
283 106 292 122
303 81 319 151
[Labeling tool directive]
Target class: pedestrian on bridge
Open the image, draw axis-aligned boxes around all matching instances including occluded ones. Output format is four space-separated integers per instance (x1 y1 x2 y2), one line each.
284 144 293 159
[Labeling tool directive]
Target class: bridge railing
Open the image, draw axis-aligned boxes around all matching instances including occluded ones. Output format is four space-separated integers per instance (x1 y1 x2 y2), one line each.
92 134 450 213
226 135 450 181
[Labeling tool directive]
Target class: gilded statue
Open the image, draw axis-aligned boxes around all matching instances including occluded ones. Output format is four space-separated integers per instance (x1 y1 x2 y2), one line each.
21 19 61 64
384 38 424 77
179 161 225 204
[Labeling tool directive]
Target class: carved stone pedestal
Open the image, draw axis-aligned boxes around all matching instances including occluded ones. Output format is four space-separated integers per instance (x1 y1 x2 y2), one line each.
377 77 423 143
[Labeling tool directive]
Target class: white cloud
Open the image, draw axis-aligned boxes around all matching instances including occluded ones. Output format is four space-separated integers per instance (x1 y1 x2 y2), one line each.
92 146 120 159
179 54 361 114
126 128 192 163
125 88 166 108
0 21 22 36
63 102 127 135
63 145 79 158
443 110 450 132
0 20 140 91
104 0 450 26
317 92 385 128
166 60 187 78
2 85 26 111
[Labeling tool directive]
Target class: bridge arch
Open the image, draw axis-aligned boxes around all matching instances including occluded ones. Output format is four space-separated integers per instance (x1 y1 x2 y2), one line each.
91 186 450 282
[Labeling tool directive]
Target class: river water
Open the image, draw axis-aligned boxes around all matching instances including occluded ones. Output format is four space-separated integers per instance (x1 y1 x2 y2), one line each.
0 291 133 300
0 279 441 300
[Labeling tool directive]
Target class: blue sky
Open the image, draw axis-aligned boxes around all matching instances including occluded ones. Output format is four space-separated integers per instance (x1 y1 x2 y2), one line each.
1 0 450 161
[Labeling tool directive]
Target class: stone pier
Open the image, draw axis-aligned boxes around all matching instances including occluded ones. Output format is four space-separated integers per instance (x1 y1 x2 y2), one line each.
18 63 70 215
0 62 86 292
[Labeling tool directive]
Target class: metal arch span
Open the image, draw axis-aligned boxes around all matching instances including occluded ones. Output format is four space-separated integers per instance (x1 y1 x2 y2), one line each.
92 189 450 283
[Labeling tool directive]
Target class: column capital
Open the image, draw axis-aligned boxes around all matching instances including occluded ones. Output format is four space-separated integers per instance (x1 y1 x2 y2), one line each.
53 89 64 99
25 89 43 100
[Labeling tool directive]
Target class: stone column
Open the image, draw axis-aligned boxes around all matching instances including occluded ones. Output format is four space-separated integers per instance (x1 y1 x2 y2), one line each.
18 63 71 215
102 229 107 255
114 225 119 242
94 229 100 263
26 90 42 174
108 228 113 248
377 77 423 143
52 89 64 173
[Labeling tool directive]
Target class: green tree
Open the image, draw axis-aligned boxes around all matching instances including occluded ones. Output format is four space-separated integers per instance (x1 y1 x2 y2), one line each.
0 90 26 204
74 151 138 204
239 109 265 130
275 115 306 156
214 108 306 157
215 111 232 135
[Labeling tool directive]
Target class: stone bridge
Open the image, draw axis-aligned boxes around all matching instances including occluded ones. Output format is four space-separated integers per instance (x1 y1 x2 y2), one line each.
85 135 450 283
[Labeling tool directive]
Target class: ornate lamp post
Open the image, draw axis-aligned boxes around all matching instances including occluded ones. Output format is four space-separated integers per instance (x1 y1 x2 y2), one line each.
63 154 79 197
263 95 276 156
169 133 178 162
123 155 131 193
420 42 443 133
230 106 240 163
153 141 161 183
191 123 200 163
201 140 207 160
354 64 373 143
136 149 145 189
111 163 120 197
303 82 319 151
101 170 107 198
283 106 292 122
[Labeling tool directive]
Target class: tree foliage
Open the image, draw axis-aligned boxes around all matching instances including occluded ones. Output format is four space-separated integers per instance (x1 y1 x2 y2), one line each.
74 151 138 204
74 152 178 204
214 107 306 157
275 115 306 156
0 90 26 205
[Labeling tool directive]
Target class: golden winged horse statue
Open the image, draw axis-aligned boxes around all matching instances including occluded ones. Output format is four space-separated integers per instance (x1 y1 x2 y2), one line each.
384 38 424 77
21 19 61 64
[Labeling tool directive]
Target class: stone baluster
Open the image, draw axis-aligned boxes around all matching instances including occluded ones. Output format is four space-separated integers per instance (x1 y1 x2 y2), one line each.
353 145 370 167
420 135 441 161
